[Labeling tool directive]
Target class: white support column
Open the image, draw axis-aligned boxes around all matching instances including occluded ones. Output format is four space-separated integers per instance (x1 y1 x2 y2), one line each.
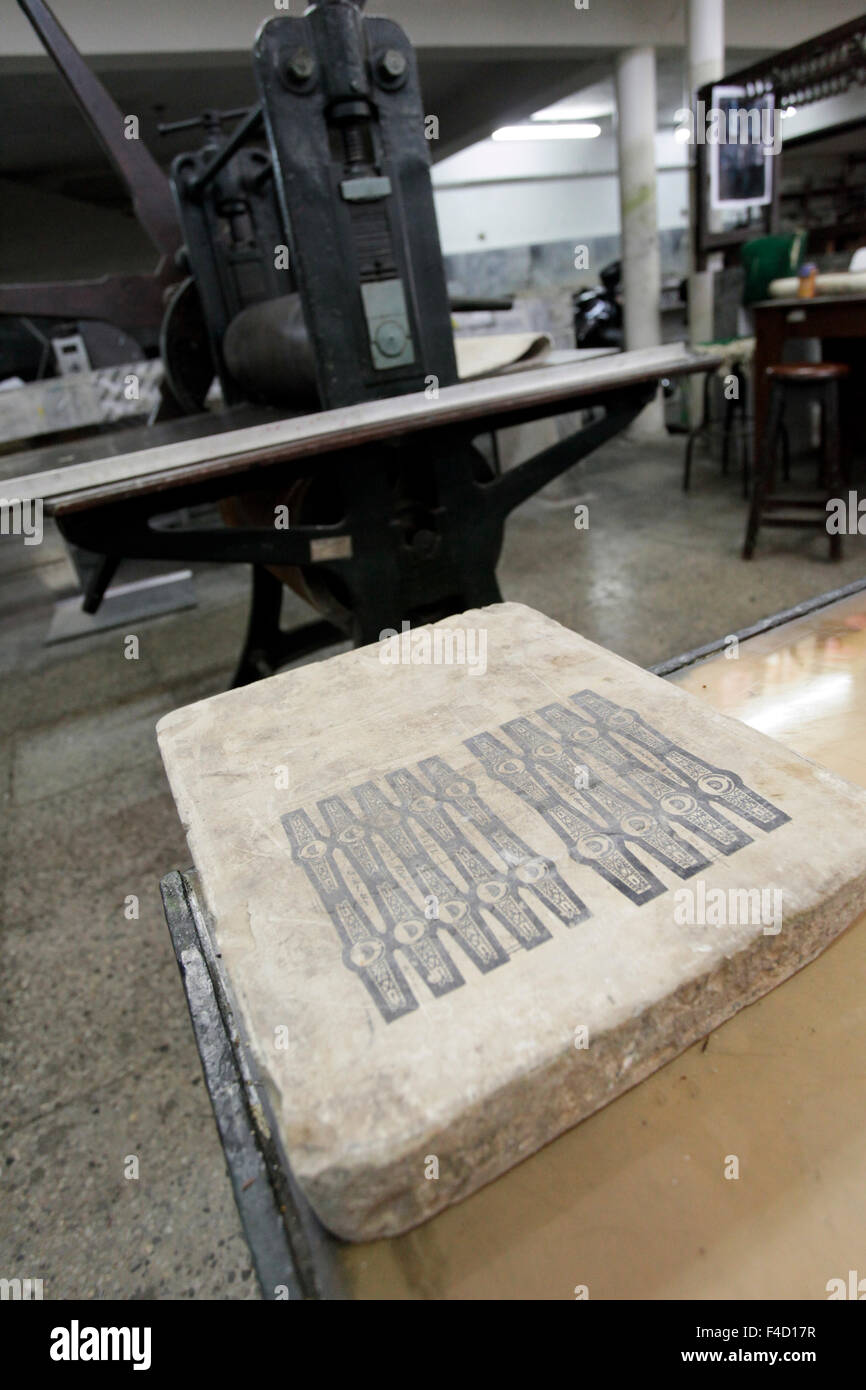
687 0 725 421
615 46 664 435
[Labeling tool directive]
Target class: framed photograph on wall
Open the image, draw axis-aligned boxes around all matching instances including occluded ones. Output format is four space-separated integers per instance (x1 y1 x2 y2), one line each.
709 86 776 211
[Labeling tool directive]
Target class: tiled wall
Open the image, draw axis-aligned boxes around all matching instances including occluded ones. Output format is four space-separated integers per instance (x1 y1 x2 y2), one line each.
444 229 689 302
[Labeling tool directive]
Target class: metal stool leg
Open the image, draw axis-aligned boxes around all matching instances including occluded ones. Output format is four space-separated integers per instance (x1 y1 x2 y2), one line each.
721 393 734 476
682 371 711 492
722 367 748 486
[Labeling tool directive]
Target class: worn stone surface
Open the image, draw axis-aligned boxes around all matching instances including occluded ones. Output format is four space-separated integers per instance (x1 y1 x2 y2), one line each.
157 602 866 1241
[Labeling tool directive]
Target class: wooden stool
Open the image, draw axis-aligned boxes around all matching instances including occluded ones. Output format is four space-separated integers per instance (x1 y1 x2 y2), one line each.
743 362 849 561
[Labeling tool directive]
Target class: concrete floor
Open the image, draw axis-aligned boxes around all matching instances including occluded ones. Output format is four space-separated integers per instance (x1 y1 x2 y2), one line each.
2 432 865 1299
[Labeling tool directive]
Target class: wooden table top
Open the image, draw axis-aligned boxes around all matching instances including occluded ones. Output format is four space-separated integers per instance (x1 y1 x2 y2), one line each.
754 292 866 311
334 586 866 1298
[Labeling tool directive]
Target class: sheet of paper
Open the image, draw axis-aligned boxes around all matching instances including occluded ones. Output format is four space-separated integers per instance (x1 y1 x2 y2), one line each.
454 331 552 379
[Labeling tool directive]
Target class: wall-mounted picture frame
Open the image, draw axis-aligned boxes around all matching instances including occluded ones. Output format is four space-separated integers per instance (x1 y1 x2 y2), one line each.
709 86 777 211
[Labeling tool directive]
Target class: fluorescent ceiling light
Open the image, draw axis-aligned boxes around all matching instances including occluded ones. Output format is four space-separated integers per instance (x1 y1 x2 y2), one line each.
531 104 613 123
492 123 602 141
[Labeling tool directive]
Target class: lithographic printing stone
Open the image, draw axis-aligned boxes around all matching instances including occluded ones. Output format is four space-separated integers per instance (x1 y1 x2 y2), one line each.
157 603 866 1240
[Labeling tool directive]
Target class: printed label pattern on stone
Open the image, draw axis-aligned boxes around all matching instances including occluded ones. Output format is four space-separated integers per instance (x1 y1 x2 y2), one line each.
282 691 790 1021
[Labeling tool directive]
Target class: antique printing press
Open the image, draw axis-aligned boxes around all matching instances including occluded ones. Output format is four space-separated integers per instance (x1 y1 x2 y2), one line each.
5 0 715 684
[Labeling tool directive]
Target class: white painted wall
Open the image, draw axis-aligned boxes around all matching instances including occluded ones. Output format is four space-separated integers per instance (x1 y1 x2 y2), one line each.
432 129 689 256
430 77 866 260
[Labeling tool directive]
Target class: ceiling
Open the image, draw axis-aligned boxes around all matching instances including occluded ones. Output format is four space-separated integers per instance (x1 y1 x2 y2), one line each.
0 48 609 208
0 44 772 206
